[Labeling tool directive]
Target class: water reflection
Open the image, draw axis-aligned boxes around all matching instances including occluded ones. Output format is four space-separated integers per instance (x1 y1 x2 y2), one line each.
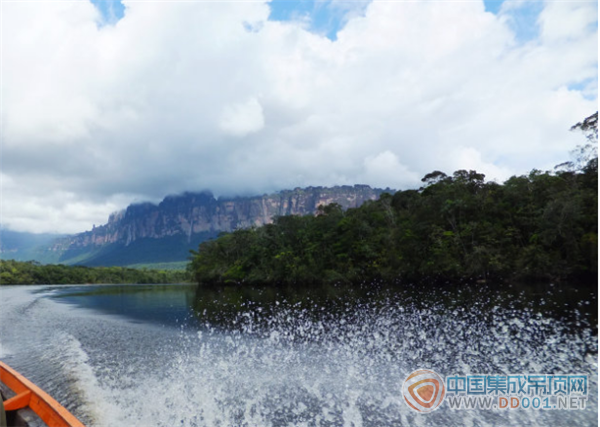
51 283 198 325
190 281 597 335
48 281 597 336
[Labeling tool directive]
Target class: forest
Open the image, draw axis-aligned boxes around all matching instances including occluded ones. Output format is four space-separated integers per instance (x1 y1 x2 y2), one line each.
0 259 190 285
190 114 598 287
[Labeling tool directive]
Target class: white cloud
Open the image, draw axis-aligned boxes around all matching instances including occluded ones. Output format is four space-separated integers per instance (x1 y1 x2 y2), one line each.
361 151 420 189
219 98 265 137
538 1 598 43
1 0 597 233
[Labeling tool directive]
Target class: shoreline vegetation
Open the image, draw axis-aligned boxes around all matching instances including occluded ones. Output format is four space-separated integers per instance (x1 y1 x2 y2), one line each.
190 114 598 288
0 259 190 285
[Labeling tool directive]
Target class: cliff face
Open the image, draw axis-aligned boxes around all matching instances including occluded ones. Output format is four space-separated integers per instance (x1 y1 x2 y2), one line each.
51 185 389 266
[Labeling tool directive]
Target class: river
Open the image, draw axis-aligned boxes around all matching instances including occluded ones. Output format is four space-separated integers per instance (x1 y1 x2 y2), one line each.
0 281 597 426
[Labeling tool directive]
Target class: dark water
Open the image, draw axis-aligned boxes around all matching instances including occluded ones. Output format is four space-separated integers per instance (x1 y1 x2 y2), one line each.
0 281 597 426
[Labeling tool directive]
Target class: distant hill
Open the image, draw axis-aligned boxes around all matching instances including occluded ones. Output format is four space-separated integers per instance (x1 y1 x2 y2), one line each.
0 229 66 263
16 185 392 268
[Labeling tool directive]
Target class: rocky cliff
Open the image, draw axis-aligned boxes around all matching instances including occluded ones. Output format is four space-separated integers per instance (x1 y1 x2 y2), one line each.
49 185 391 267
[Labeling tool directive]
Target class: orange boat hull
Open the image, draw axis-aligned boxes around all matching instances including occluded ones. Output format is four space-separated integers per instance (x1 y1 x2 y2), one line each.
0 361 85 427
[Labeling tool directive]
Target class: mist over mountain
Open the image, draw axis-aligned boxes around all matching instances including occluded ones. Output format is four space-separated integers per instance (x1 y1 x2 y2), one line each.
3 185 390 268
0 229 66 262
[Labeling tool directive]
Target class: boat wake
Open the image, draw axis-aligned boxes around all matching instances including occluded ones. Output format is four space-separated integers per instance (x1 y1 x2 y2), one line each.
0 284 597 426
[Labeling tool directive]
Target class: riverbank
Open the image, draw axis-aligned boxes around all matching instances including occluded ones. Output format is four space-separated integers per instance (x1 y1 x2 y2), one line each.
0 259 190 285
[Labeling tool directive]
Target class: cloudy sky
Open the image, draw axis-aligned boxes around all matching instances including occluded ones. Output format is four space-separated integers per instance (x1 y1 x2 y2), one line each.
1 0 598 234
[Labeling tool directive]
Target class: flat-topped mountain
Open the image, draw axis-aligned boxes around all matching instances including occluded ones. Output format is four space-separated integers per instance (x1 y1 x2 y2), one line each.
30 185 392 267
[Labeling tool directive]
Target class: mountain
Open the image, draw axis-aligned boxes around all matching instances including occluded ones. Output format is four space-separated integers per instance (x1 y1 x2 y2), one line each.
36 185 392 267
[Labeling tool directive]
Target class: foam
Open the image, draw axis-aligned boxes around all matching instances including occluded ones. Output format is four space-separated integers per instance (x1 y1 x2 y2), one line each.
1 284 597 426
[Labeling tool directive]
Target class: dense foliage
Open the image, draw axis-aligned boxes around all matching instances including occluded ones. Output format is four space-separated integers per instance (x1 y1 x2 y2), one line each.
0 259 190 285
190 114 598 287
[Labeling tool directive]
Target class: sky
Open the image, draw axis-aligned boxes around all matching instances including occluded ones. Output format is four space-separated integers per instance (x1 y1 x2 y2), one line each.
1 0 598 234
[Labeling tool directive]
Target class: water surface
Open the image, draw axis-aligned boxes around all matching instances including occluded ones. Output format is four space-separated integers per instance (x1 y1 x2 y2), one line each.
0 281 597 426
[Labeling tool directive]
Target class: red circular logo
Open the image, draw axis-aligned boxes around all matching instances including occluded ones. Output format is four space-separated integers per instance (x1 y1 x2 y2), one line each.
402 369 445 413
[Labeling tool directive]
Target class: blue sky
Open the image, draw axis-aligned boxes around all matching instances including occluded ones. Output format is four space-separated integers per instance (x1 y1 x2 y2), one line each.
483 0 504 14
91 0 542 42
268 0 370 40
91 0 125 24
270 0 546 43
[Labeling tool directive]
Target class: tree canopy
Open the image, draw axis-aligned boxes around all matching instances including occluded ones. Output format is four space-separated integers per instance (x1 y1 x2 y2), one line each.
0 260 190 285
190 114 598 287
